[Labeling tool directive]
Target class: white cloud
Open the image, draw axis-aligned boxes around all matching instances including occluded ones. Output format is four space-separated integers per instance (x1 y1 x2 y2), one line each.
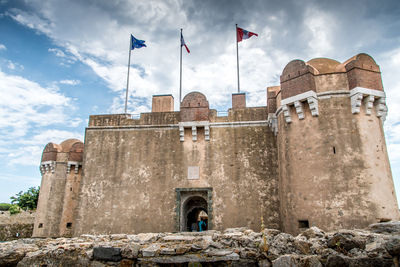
48 47 77 66
7 145 45 166
0 44 6 51
59 79 80 85
303 8 335 57
0 70 80 166
0 173 40 186
48 48 66 58
6 60 24 71
19 129 83 145
8 9 54 36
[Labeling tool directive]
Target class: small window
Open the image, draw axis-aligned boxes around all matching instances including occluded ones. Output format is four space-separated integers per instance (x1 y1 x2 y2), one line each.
298 220 309 229
333 146 336 154
66 222 72 229
70 187 72 191
38 223 43 228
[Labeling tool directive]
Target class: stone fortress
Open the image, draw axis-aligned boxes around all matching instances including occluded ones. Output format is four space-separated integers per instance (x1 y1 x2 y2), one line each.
33 53 400 238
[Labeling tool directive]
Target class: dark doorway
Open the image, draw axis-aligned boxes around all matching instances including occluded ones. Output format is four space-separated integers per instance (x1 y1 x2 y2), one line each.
186 208 208 231
182 196 207 231
175 188 213 232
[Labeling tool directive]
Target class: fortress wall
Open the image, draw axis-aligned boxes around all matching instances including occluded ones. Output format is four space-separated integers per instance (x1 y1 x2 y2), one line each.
73 122 278 235
59 168 82 237
32 171 52 237
313 73 349 93
356 104 400 222
89 112 180 127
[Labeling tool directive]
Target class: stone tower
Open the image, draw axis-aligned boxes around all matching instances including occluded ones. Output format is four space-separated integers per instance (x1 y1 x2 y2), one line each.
33 139 83 237
270 53 400 234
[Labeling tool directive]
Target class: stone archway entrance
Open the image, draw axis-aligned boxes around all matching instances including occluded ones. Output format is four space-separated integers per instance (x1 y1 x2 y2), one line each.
175 188 213 232
183 196 208 231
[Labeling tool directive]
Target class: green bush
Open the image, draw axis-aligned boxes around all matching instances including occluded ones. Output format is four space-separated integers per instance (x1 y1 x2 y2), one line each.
0 203 11 211
9 204 21 215
10 187 40 210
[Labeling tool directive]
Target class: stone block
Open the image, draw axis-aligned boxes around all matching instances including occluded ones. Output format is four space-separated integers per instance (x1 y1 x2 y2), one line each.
92 246 122 262
232 93 246 109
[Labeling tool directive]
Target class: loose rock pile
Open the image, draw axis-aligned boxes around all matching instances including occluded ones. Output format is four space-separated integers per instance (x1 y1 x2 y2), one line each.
0 222 399 266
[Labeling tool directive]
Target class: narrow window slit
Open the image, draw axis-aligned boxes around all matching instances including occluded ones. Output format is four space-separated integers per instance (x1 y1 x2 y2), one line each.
298 220 309 229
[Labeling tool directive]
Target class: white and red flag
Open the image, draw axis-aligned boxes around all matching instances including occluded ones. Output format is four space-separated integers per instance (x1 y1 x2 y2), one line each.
237 27 258 42
181 32 190 53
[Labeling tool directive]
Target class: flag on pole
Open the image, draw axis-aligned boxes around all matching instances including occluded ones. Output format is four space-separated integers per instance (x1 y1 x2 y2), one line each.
131 34 146 50
237 27 258 42
181 32 190 53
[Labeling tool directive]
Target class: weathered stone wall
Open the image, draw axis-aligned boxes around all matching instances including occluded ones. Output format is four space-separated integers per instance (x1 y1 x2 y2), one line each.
232 93 246 109
0 211 35 241
33 161 68 237
152 94 174 112
59 168 83 237
280 60 317 99
73 114 278 235
345 53 383 90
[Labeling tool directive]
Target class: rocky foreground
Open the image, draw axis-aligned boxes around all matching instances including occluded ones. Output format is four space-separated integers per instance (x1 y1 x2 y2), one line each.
0 222 399 267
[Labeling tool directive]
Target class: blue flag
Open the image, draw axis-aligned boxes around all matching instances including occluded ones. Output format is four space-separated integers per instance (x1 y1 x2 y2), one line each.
131 34 146 50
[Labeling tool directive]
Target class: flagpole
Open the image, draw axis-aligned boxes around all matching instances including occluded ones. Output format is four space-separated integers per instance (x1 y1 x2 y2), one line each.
179 28 183 105
124 34 132 114
236 24 240 93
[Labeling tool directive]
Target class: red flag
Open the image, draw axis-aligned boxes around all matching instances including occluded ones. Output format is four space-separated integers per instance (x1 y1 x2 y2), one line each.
237 27 258 42
181 33 190 53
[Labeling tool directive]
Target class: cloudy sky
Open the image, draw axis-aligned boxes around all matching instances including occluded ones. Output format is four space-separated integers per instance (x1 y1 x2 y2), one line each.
0 0 400 204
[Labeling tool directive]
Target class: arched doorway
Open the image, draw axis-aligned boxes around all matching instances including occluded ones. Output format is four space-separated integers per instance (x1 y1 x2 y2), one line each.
175 188 213 232
183 196 208 231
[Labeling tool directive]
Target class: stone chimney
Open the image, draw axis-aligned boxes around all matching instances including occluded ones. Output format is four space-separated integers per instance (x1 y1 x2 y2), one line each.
232 93 246 109
152 94 174 112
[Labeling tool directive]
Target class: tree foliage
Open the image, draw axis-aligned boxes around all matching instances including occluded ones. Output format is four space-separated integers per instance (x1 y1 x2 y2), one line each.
10 187 40 210
9 204 21 215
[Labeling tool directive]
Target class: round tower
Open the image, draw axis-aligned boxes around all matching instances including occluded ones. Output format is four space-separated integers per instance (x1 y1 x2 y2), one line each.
33 139 83 237
276 53 400 234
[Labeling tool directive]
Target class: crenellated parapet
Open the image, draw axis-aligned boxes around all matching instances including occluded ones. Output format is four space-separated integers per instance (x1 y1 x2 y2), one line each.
40 161 56 174
350 87 387 121
39 139 84 175
268 53 388 130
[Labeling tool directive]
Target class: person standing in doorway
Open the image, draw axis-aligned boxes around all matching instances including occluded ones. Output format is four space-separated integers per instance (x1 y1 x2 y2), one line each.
191 221 198 232
198 219 206 232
